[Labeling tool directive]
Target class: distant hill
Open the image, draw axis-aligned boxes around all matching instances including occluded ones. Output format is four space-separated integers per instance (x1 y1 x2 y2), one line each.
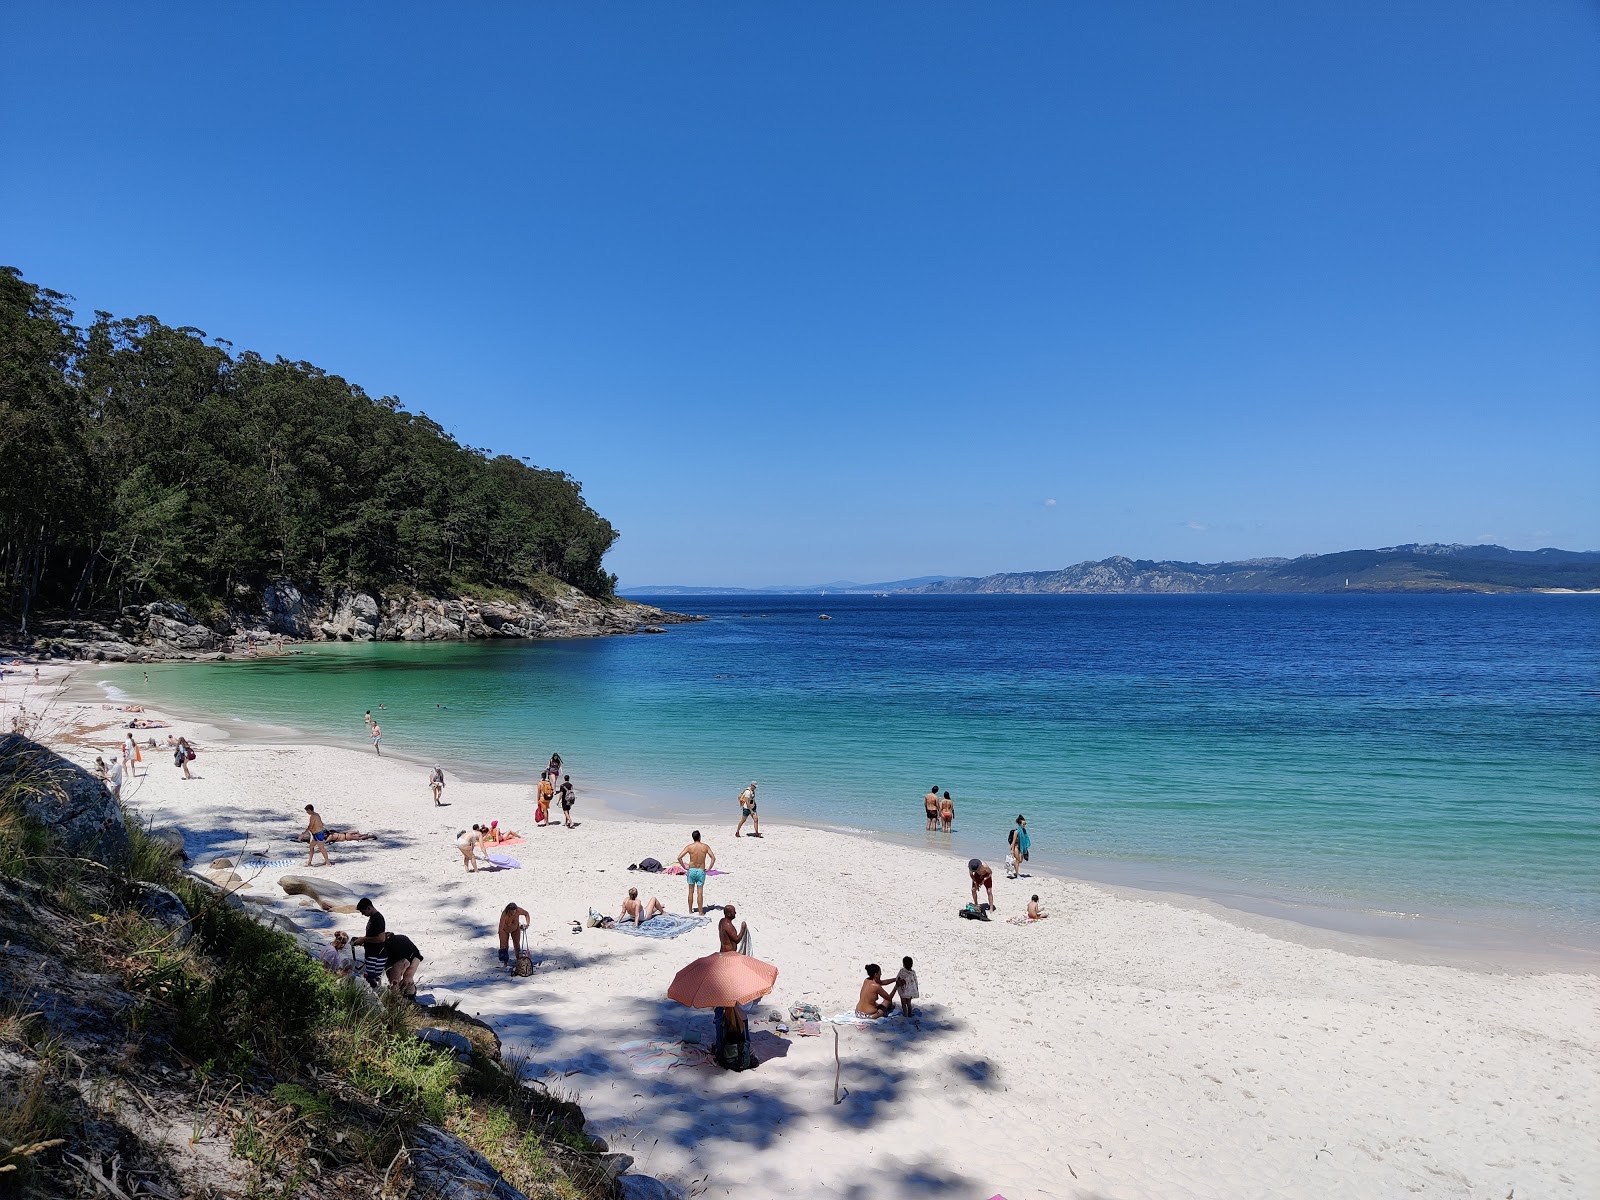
620 576 952 596
911 545 1600 595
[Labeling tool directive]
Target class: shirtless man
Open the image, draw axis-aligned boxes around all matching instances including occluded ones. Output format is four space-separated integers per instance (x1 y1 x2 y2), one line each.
303 804 332 866
968 858 995 911
497 902 530 964
621 887 666 926
718 903 747 952
923 785 940 831
735 781 761 838
677 831 716 914
855 963 898 1019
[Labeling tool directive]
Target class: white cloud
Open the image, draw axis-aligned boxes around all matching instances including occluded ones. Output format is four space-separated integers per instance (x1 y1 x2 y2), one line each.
1042 498 1057 508
1184 521 1208 532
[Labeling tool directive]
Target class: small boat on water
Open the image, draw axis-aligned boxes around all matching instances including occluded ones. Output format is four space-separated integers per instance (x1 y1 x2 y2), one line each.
819 614 832 620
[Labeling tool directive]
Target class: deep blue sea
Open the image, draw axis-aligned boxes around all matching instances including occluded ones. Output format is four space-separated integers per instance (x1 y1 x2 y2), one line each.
108 594 1600 954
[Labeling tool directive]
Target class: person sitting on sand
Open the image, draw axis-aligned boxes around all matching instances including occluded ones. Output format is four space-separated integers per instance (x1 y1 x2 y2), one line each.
304 804 332 866
924 785 940 831
498 902 530 963
677 831 716 914
968 858 995 910
856 963 898 1019
485 819 519 843
940 790 955 832
621 887 666 926
318 931 355 977
719 903 748 952
456 826 486 872
1027 894 1048 919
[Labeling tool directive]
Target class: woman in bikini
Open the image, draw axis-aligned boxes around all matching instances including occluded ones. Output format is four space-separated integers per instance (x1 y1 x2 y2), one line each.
855 963 899 1019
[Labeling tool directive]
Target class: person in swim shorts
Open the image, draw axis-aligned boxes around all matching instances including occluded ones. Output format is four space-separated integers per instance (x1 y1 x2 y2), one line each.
303 804 332 867
353 898 386 987
735 781 761 838
968 858 995 911
677 830 716 914
924 784 940 830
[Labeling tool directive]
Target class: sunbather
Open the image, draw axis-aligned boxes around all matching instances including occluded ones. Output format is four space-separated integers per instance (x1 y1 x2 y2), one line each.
856 963 898 1019
621 887 666 925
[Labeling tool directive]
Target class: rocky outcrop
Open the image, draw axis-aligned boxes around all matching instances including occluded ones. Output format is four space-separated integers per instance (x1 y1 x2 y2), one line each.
320 588 381 640
145 600 220 651
262 581 311 637
0 734 132 871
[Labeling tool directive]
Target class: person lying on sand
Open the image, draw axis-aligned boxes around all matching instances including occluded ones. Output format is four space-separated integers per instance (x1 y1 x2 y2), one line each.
1027 894 1048 919
856 963 898 1019
621 887 666 926
968 858 995 910
498 902 530 963
295 828 377 843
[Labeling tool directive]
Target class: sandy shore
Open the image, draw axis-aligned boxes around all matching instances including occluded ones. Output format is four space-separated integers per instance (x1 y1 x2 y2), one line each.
8 664 1598 1199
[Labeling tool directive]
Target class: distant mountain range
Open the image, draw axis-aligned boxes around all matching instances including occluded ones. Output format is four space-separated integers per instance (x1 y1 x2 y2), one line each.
619 576 952 596
623 546 1600 597
911 545 1600 594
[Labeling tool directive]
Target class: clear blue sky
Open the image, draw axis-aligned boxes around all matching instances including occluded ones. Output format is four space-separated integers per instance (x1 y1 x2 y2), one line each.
4 4 1596 587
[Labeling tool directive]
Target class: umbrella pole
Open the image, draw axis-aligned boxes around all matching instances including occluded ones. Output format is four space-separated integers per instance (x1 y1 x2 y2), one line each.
833 1027 847 1104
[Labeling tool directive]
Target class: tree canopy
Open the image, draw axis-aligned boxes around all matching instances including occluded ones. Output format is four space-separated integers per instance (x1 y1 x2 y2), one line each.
0 267 618 628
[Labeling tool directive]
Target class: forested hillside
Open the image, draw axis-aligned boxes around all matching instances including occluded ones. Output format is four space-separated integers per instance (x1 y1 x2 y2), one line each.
0 268 618 628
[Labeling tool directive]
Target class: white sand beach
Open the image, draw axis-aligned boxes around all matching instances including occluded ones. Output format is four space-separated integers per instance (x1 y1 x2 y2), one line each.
11 666 1599 1200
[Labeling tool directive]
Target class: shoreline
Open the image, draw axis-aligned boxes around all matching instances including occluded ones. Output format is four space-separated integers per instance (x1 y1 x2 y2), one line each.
65 660 1598 972
10 664 1599 1198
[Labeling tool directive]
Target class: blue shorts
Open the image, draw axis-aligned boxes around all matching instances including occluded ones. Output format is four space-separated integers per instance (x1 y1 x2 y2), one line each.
687 868 706 887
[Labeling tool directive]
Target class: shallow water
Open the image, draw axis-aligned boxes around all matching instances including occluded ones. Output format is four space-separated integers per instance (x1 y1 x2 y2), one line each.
103 593 1600 955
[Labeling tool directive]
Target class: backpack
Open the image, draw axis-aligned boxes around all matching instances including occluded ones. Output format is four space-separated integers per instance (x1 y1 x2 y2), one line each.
959 904 989 921
511 953 535 977
638 857 663 873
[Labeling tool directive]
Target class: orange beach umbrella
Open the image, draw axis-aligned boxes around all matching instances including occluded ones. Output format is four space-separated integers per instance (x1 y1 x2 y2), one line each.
667 951 779 1009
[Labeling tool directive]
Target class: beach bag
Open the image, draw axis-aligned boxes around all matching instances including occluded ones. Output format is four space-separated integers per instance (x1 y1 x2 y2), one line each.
186 746 196 761
959 904 989 921
511 953 535 977
638 857 663 873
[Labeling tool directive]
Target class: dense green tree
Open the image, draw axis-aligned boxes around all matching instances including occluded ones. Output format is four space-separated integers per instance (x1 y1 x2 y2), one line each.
0 267 618 624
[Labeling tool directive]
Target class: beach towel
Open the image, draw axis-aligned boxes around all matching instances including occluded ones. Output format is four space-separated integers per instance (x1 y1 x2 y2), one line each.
243 858 300 869
825 1011 900 1026
1006 915 1041 926
664 865 729 876
793 1021 821 1037
607 913 708 940
620 1039 715 1074
485 853 521 869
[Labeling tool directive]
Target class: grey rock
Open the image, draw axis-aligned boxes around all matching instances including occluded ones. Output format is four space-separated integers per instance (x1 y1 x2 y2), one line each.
410 1124 529 1200
620 1174 684 1200
600 1152 636 1180
146 609 219 651
262 581 311 637
325 590 381 641
416 1027 473 1063
128 882 191 948
0 735 132 872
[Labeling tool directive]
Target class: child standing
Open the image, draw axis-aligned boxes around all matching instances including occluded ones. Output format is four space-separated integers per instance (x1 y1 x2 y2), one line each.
895 956 919 1017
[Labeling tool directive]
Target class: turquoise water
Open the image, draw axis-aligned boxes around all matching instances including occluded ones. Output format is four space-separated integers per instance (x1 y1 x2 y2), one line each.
103 594 1600 953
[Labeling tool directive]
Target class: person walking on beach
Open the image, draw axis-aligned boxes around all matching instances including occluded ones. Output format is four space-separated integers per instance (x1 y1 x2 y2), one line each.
924 785 940 831
677 831 716 914
1006 814 1031 879
429 765 446 806
497 902 530 964
106 754 124 802
535 773 553 826
546 753 562 786
304 804 333 866
719 903 748 952
370 721 382 754
968 858 995 911
735 781 761 838
174 736 195 780
940 790 955 832
558 775 576 827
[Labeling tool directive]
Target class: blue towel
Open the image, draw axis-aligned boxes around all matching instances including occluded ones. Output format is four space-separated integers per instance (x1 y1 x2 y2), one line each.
609 913 708 940
486 853 521 869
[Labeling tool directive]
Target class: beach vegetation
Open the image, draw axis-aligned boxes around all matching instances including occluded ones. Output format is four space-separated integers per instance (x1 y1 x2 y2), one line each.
0 266 620 635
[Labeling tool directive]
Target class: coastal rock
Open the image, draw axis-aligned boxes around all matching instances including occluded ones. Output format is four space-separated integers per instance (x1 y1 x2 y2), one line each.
128 882 192 948
0 735 132 872
262 581 311 637
276 874 363 912
410 1124 529 1200
416 1027 474 1063
620 1175 684 1200
144 601 219 651
322 589 381 641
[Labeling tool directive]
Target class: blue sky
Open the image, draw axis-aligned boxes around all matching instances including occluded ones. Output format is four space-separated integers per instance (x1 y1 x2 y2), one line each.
4 4 1596 587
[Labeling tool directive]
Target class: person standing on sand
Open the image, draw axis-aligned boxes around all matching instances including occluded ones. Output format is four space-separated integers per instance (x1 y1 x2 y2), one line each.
174 737 195 780
457 826 485 871
353 898 386 986
940 790 955 832
429 765 446 806
107 754 124 802
304 804 332 866
1006 814 1030 879
895 956 919 1017
497 902 530 964
968 858 995 910
558 775 576 827
924 785 940 830
718 903 748 952
677 831 716 914
370 721 382 754
535 773 553 826
735 781 761 838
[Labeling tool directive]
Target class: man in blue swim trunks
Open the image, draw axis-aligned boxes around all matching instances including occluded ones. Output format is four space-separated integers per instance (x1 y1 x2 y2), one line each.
303 804 332 867
677 830 717 914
